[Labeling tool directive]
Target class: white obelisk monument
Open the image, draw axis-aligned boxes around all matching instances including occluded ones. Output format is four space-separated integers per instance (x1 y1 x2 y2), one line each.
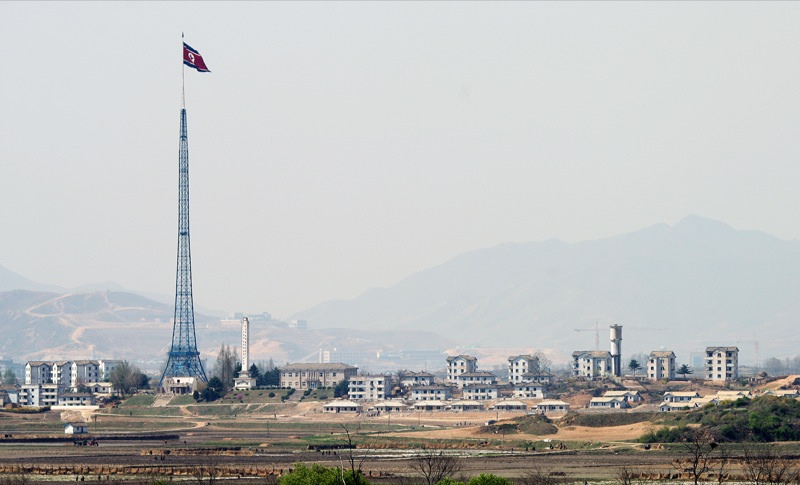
234 317 256 389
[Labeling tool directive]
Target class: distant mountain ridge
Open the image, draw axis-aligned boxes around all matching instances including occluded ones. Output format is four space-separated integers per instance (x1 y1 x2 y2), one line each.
293 215 800 363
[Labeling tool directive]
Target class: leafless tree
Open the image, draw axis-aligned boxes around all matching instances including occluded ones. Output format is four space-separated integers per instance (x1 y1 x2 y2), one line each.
410 448 463 485
672 428 718 485
191 456 221 485
742 443 800 485
338 423 369 485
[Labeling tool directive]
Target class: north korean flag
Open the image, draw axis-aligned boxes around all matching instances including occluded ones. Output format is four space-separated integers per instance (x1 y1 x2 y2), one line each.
183 42 210 73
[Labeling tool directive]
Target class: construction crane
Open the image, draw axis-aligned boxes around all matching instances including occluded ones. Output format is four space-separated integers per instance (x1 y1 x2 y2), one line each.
574 322 600 351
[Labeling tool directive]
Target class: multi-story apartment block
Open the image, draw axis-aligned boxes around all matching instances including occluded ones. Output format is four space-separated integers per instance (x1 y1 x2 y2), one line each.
19 384 59 407
57 393 97 407
446 355 477 383
98 360 124 381
25 362 52 385
705 346 739 382
507 355 539 384
648 351 676 381
52 361 72 391
513 383 544 399
348 375 391 401
71 361 101 388
462 385 499 401
572 351 613 379
399 371 434 387
455 371 497 389
410 385 452 401
279 363 358 390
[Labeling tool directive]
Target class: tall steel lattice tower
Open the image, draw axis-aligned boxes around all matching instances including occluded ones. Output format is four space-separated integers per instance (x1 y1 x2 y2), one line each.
159 108 208 387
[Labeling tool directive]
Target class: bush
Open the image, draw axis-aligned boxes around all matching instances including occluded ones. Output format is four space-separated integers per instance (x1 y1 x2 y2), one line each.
467 474 513 485
435 479 466 485
278 463 370 485
268 392 275 398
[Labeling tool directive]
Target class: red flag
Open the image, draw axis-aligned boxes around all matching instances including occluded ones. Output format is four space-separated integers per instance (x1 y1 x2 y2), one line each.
183 42 210 73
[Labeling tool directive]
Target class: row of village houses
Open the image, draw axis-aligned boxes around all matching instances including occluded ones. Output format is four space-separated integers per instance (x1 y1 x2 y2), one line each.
0 359 121 408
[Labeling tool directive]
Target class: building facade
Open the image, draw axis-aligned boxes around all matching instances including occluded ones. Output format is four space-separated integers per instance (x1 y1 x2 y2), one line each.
705 346 739 382
507 355 539 384
446 355 477 383
647 351 676 381
455 371 497 389
348 374 391 401
280 363 358 390
572 351 613 379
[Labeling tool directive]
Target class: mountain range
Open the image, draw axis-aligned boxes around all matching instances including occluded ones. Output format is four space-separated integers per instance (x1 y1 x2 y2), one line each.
293 215 800 364
4 215 800 367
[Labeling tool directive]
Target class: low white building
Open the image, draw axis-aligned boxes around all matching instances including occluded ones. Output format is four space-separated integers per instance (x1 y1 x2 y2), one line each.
373 400 408 413
520 372 553 386
763 389 800 398
455 371 497 389
534 400 570 414
514 383 544 399
57 393 97 407
663 391 700 403
64 423 88 435
349 375 391 401
323 399 362 413
414 400 446 411
490 400 527 411
603 390 642 403
163 376 196 395
450 400 484 412
462 385 499 401
411 385 452 401
589 397 630 409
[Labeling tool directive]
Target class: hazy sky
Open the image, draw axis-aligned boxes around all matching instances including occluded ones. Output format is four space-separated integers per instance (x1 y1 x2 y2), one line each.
2 2 800 318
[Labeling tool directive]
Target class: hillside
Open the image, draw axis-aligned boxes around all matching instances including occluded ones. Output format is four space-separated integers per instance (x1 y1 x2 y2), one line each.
293 215 800 362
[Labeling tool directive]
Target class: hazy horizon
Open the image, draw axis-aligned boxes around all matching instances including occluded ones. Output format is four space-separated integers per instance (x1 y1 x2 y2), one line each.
3 3 800 318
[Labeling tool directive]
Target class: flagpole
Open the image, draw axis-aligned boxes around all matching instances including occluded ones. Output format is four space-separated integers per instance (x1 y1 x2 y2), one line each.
181 33 186 109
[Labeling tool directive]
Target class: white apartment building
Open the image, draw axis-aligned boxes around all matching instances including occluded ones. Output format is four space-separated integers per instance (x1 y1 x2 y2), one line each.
399 371 434 387
52 361 72 390
348 375 391 401
648 351 676 381
19 384 59 407
99 360 124 381
446 355 477 383
25 362 52 385
71 361 101 388
280 363 358 389
410 385 452 401
513 383 544 399
461 385 499 401
705 346 739 382
507 355 539 384
572 351 613 379
455 371 497 389
57 393 97 407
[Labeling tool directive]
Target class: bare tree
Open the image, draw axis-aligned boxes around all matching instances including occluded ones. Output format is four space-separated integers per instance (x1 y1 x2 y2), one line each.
519 467 568 485
742 443 800 485
338 423 369 485
673 429 718 485
410 448 462 485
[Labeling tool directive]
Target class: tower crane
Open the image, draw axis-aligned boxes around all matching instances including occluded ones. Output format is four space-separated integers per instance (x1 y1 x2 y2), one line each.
574 322 600 351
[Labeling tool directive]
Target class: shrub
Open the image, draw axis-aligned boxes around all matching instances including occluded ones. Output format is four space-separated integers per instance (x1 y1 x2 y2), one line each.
435 479 466 485
278 463 370 485
268 392 275 398
467 474 513 485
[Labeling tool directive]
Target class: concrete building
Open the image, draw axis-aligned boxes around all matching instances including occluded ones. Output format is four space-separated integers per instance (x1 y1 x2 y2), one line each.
534 400 570 414
399 371 434 387
280 363 358 390
71 361 100 388
25 362 52 385
57 393 96 407
455 371 497 389
610 324 623 377
323 400 362 413
589 397 630 409
64 423 88 435
450 400 484 412
663 391 700 403
461 384 499 401
163 376 196 395
19 384 58 407
413 400 446 411
98 360 124 381
490 400 527 412
705 346 739 382
572 351 613 379
513 383 544 399
348 374 391 401
648 351 676 381
446 355 477 383
507 355 539 384
520 372 553 386
603 390 642 403
52 361 72 391
410 385 452 401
